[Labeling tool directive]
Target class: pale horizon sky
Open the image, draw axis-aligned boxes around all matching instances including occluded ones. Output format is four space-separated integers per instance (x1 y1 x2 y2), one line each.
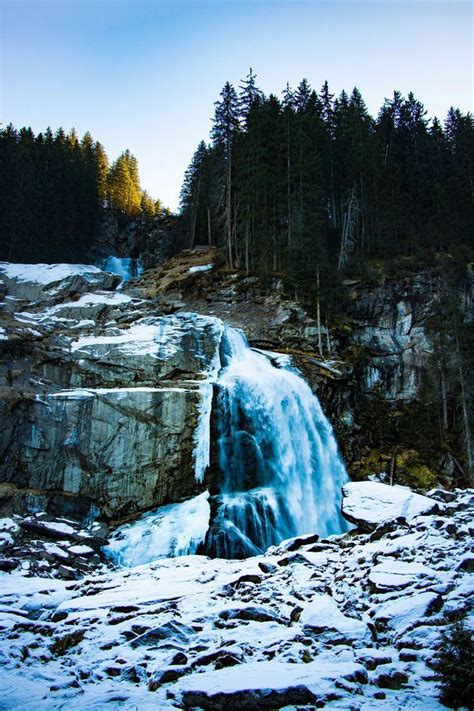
1 0 473 211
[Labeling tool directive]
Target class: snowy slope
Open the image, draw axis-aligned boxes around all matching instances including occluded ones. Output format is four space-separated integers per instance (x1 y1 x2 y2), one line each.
0 487 472 710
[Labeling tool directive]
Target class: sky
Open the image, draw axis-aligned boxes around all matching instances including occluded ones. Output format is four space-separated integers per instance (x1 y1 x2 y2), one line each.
1 0 472 211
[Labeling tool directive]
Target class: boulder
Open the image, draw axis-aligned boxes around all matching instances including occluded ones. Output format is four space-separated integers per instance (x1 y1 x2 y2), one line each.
341 481 438 532
176 659 368 710
369 560 440 592
300 594 371 645
374 591 442 635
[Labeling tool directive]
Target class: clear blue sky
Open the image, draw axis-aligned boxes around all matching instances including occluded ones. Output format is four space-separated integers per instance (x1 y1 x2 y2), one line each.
1 0 472 211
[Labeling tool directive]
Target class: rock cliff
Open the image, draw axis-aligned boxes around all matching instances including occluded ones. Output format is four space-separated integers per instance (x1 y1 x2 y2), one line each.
0 262 223 521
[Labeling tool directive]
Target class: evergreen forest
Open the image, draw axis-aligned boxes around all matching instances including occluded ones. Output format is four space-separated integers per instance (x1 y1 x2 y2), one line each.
0 126 166 263
181 71 473 299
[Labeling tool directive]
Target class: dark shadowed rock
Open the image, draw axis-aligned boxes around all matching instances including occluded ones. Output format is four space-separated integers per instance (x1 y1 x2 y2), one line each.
130 620 195 648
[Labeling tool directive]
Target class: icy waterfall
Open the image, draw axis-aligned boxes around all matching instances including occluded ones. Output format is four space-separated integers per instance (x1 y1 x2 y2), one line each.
205 327 350 558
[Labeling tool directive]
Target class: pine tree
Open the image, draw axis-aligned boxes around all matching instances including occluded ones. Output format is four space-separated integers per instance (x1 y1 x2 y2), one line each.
238 67 264 124
107 150 141 216
211 82 240 267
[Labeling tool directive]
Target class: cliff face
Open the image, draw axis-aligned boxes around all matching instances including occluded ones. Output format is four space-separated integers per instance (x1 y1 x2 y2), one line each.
142 250 473 483
0 254 470 523
347 274 434 401
0 262 223 521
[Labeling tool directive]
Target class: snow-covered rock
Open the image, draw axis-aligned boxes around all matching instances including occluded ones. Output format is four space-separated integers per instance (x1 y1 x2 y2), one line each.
0 487 471 709
369 560 440 591
342 481 439 531
300 593 371 644
174 658 368 709
373 591 442 636
0 262 119 301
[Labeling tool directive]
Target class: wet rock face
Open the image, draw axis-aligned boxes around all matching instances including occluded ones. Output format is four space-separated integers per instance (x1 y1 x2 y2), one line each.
1 387 202 519
0 263 223 521
347 275 435 401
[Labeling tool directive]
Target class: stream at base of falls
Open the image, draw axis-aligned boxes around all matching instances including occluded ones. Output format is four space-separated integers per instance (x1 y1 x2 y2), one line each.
105 324 350 566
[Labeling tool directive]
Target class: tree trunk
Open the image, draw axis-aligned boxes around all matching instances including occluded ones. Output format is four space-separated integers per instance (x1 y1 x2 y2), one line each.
439 363 449 432
207 206 212 247
287 119 292 245
190 175 201 249
389 447 398 486
454 319 473 479
316 268 323 356
226 139 233 269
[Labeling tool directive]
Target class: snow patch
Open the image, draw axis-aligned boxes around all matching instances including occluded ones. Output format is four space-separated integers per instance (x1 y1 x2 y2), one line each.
0 262 102 285
189 263 214 274
342 481 438 530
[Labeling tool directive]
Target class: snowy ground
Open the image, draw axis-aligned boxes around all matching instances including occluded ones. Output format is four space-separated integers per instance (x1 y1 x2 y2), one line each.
0 486 472 710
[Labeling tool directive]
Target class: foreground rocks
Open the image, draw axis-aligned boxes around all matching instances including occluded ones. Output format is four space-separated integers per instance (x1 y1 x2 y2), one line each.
0 485 471 709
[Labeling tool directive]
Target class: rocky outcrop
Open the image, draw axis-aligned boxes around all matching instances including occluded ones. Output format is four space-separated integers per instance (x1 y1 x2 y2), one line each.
0 262 120 302
0 263 223 521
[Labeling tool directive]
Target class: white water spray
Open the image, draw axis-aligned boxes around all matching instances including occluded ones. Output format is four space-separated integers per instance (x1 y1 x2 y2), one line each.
205 327 350 557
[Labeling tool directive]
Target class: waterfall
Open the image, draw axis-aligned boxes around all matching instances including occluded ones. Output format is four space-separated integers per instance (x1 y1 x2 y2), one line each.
205 326 350 558
103 322 350 567
99 256 144 282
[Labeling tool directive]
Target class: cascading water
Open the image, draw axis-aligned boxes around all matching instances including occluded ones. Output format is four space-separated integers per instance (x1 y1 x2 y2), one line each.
99 256 144 282
104 320 350 567
205 326 350 558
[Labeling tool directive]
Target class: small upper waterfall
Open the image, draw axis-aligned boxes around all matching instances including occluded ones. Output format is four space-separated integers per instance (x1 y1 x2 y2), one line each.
205 326 350 558
99 256 144 282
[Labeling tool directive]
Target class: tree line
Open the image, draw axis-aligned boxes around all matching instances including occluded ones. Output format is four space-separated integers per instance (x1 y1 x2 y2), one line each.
180 70 473 299
0 125 164 262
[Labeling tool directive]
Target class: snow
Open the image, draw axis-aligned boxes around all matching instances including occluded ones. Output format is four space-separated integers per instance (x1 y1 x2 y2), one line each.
68 544 94 556
70 318 183 358
369 560 440 590
188 263 214 274
36 521 76 536
0 487 472 709
70 319 96 328
0 262 102 285
48 386 189 400
48 291 133 311
374 591 440 635
0 327 8 341
300 593 370 643
342 481 438 529
43 542 69 560
103 492 211 567
174 657 367 704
